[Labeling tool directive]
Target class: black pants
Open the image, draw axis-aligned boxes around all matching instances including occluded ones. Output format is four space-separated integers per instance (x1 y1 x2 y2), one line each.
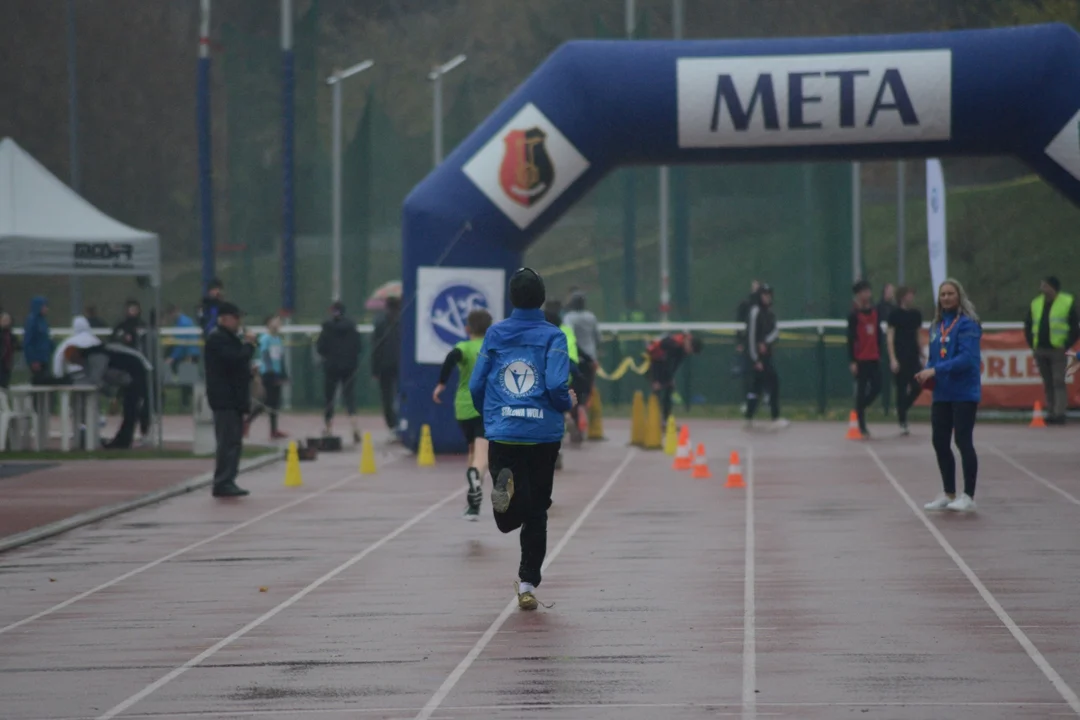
894 361 923 426
323 367 357 424
377 371 398 430
855 360 882 431
488 441 561 588
745 358 779 420
213 409 244 489
248 374 282 433
931 401 978 497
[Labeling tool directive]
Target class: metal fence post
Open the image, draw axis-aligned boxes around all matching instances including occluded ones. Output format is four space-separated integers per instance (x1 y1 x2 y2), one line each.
817 325 827 415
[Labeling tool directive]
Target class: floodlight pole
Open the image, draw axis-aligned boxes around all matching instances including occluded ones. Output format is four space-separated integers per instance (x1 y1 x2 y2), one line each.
429 54 466 167
327 59 374 303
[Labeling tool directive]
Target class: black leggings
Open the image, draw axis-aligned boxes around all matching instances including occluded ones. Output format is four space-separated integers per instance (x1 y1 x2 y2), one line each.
855 360 882 430
488 441 561 588
745 359 779 420
248 374 283 433
931 401 978 498
894 362 923 425
324 367 357 424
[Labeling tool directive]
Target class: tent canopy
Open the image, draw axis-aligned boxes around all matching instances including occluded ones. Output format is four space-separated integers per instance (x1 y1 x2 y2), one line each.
0 137 160 286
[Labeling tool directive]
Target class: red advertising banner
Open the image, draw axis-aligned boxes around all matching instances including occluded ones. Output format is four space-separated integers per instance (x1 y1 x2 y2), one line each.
914 329 1079 409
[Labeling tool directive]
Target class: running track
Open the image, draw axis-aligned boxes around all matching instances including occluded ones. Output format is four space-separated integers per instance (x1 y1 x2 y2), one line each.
1 420 1078 720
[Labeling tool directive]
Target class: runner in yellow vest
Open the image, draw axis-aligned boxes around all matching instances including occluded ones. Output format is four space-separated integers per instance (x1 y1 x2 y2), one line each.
1025 276 1079 425
433 309 494 519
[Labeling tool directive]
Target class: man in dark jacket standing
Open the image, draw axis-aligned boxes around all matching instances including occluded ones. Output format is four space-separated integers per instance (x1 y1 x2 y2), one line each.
204 302 256 497
371 296 401 435
317 301 362 442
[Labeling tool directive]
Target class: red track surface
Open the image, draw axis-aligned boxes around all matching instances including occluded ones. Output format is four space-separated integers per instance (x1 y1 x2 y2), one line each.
1 418 1079 720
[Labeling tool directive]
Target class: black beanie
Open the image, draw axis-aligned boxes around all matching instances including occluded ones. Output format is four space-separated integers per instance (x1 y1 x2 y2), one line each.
509 267 546 310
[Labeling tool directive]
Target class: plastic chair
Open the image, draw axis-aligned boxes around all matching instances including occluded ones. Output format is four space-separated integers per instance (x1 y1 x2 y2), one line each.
0 389 40 451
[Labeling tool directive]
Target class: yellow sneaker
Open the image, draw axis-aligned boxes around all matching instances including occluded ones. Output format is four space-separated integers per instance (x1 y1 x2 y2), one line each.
515 581 538 611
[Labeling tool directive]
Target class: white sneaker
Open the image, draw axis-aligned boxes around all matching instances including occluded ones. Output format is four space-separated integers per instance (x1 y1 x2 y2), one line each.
946 493 976 512
924 493 953 510
770 418 790 430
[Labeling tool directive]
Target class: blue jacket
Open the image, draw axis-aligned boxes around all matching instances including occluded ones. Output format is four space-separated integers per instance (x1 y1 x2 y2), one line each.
469 308 574 444
23 296 52 367
170 314 200 363
927 312 982 403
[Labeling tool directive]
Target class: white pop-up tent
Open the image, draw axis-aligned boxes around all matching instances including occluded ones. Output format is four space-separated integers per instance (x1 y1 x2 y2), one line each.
0 137 164 449
0 137 161 282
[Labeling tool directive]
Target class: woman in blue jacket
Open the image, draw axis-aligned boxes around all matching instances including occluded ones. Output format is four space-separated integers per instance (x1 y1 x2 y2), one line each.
916 279 982 512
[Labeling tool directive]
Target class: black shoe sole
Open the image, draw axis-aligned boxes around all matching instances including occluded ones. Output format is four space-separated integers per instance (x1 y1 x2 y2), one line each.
491 468 514 514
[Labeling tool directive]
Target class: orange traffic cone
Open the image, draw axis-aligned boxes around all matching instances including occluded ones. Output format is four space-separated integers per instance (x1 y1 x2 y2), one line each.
1030 401 1047 428
845 410 863 440
672 425 692 470
691 443 712 479
725 450 746 488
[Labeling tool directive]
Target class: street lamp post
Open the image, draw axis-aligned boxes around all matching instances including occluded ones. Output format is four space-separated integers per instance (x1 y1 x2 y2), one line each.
429 54 466 167
326 59 374 303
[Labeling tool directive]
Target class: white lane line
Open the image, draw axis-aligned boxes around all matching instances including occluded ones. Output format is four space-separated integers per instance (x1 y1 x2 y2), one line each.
987 444 1080 507
413 450 638 720
94 486 462 720
0 456 398 636
743 443 756 720
866 446 1080 716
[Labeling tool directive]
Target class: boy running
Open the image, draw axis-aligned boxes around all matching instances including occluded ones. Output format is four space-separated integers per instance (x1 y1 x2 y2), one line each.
469 268 576 610
433 309 493 521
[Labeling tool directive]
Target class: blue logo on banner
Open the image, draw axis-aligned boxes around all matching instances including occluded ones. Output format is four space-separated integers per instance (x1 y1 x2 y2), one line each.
430 284 489 346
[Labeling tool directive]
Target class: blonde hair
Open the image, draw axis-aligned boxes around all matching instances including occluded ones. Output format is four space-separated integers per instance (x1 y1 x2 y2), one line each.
932 278 979 325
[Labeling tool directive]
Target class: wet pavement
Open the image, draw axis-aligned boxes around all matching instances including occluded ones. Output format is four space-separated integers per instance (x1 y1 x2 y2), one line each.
1 418 1078 719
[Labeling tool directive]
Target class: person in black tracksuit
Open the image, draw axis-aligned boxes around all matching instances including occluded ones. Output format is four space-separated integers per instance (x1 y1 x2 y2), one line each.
317 301 362 442
203 302 256 497
848 280 885 438
112 299 151 440
744 284 785 427
887 286 924 435
648 331 704 424
734 280 761 392
371 296 401 434
73 342 152 450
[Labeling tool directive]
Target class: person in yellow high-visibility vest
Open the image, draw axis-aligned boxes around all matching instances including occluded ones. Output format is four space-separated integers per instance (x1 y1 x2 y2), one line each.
1024 276 1080 425
544 302 581 469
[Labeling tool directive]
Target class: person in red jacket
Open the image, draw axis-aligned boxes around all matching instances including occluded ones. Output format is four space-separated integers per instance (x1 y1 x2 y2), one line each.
848 280 884 438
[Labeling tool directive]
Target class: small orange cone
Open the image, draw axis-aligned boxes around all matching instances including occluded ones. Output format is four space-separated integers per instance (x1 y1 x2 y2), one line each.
725 450 746 488
691 443 712 479
845 410 863 440
1030 401 1047 428
672 425 692 470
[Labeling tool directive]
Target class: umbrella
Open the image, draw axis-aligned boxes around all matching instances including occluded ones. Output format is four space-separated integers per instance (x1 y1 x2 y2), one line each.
365 280 402 310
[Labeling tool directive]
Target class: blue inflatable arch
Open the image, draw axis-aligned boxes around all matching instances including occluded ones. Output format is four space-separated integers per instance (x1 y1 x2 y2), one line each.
400 22 1080 453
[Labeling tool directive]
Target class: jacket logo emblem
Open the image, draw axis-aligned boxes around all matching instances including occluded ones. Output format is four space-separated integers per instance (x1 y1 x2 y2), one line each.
502 360 537 397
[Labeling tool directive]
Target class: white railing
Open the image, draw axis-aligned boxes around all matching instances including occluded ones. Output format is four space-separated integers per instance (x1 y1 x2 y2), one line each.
13 319 1025 339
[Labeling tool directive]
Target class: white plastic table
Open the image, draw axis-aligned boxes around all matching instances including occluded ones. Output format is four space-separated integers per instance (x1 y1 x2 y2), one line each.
7 384 100 451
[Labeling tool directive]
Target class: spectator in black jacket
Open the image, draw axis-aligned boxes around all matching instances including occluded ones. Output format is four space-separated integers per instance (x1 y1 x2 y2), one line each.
112 299 152 442
204 302 256 497
317 301 362 442
371 296 401 435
